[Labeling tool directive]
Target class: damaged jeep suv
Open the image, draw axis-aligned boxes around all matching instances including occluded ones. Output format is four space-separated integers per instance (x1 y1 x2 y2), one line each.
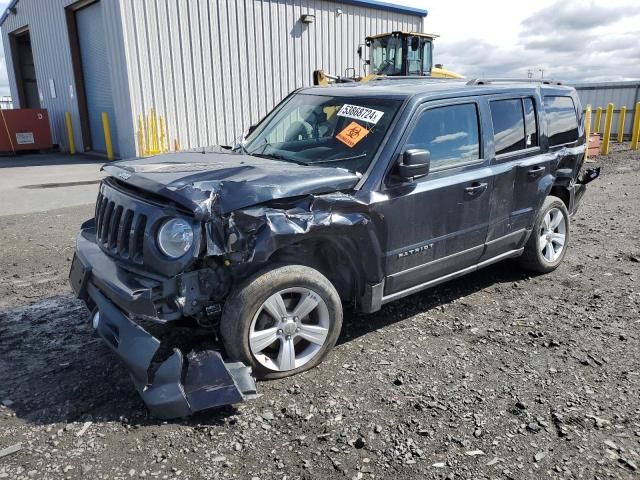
70 78 599 418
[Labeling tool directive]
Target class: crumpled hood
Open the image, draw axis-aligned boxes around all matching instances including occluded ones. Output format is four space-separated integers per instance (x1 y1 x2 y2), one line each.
102 147 360 218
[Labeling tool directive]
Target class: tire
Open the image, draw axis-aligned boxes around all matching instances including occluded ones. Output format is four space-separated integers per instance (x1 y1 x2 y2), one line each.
220 265 343 380
518 195 570 273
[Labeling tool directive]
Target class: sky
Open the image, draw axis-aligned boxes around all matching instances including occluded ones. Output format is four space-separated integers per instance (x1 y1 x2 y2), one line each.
398 0 640 82
0 0 637 97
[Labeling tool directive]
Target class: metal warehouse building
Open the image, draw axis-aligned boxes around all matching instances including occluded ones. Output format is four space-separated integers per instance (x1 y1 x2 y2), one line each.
573 80 640 138
1 0 426 158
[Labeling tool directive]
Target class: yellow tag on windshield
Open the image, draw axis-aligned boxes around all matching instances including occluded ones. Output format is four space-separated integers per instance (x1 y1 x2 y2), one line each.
336 121 369 148
323 106 337 119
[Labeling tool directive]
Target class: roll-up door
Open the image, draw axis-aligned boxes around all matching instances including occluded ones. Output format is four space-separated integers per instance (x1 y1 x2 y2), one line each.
76 1 118 156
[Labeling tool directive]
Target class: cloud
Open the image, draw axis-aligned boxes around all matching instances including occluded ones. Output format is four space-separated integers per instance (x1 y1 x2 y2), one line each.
436 1 640 83
432 131 467 144
521 34 590 53
520 2 640 34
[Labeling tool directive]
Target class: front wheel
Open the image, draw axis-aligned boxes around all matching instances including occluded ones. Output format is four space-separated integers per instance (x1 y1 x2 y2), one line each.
518 195 570 273
220 265 343 380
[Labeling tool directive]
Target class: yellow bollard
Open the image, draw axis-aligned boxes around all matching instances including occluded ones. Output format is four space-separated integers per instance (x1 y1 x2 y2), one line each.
65 112 76 155
102 112 114 161
151 110 159 154
584 105 592 160
617 106 626 143
160 116 167 152
600 103 614 155
594 106 603 133
147 114 154 154
137 114 146 157
632 102 640 151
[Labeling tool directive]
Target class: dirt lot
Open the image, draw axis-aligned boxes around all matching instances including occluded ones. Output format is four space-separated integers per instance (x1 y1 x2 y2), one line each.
1 145 639 479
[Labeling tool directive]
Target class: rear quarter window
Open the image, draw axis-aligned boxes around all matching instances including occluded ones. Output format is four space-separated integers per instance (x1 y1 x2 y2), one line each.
490 99 526 155
544 96 579 146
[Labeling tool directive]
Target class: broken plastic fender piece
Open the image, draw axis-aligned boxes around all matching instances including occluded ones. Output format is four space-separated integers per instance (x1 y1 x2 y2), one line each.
183 350 256 414
579 167 600 185
88 283 256 419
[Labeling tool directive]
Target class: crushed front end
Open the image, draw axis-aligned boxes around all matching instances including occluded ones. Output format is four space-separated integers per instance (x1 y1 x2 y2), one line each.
69 177 256 419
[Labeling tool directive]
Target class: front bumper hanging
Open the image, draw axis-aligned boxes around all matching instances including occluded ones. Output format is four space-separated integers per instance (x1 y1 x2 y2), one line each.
70 235 256 419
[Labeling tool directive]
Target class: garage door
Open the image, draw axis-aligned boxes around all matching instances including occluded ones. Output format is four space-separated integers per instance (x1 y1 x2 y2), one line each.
76 1 118 156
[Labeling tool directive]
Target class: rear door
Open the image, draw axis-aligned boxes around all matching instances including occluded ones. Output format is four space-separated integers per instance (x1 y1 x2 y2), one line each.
482 95 550 260
543 95 582 190
377 99 493 296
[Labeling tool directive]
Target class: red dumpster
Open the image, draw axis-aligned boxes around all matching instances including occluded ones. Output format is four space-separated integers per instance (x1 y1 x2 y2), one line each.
588 133 601 157
0 108 53 153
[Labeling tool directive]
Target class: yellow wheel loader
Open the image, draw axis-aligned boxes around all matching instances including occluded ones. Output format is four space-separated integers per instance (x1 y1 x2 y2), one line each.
313 31 463 85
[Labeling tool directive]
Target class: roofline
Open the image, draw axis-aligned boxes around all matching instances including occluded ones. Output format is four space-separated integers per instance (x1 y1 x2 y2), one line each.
0 0 428 26
570 80 640 88
367 31 439 40
0 0 19 27
333 0 428 17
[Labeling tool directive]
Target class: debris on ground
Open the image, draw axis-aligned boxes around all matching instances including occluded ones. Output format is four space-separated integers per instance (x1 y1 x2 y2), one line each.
0 443 22 459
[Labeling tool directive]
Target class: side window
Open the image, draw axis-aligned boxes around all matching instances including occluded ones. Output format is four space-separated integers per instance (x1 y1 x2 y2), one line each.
490 99 525 155
523 98 539 148
407 40 421 75
405 103 480 170
421 42 432 74
544 96 579 146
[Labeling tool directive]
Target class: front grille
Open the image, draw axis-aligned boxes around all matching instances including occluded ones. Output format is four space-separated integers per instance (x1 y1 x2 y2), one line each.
95 189 147 264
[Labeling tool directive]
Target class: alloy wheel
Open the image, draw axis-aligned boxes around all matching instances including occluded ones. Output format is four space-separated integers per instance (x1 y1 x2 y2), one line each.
249 287 330 372
539 207 566 263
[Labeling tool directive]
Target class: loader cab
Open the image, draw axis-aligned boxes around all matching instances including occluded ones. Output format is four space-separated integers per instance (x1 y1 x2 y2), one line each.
364 32 435 77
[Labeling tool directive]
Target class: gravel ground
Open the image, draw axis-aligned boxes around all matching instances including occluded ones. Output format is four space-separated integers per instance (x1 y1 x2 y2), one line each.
0 145 639 479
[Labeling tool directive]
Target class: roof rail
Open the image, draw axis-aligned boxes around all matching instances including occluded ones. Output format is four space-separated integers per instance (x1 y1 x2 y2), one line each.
466 78 563 86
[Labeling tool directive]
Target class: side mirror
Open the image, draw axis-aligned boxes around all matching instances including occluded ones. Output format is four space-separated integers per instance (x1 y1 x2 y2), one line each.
247 124 258 136
397 149 430 179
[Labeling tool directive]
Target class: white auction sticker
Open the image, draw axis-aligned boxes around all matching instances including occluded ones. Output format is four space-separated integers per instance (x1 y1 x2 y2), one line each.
16 132 35 144
337 104 384 125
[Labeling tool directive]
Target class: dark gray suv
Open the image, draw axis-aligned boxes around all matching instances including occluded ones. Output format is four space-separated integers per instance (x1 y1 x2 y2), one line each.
70 78 599 418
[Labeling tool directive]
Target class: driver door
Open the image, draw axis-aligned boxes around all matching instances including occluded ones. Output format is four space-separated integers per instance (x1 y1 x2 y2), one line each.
376 100 493 296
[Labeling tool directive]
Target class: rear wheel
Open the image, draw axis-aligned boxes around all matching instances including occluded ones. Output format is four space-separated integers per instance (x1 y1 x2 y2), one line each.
518 196 569 273
220 265 342 380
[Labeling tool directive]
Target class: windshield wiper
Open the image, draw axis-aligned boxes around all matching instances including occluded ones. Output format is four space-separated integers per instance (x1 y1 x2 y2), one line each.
308 153 367 164
249 152 311 167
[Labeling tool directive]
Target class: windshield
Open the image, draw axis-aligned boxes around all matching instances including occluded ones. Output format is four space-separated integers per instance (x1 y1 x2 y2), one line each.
370 36 403 75
243 93 403 175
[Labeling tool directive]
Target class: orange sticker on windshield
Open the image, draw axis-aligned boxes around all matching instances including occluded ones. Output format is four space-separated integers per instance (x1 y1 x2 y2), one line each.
336 121 369 148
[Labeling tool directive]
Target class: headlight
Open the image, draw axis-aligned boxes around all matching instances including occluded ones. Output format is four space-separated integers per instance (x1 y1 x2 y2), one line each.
157 218 194 258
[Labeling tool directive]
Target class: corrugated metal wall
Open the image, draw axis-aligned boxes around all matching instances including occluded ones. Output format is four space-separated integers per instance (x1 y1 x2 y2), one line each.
1 0 135 155
2 0 422 158
573 81 640 137
120 0 422 155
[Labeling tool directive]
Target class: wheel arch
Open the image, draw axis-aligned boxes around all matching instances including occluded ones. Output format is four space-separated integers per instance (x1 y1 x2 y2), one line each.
268 236 369 303
549 185 570 210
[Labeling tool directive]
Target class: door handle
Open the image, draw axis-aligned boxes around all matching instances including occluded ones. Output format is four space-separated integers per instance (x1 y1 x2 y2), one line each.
528 166 545 177
464 182 488 196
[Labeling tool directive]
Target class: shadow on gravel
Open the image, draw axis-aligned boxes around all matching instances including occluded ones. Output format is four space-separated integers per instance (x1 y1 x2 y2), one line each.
0 260 531 427
0 296 235 428
338 259 532 345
